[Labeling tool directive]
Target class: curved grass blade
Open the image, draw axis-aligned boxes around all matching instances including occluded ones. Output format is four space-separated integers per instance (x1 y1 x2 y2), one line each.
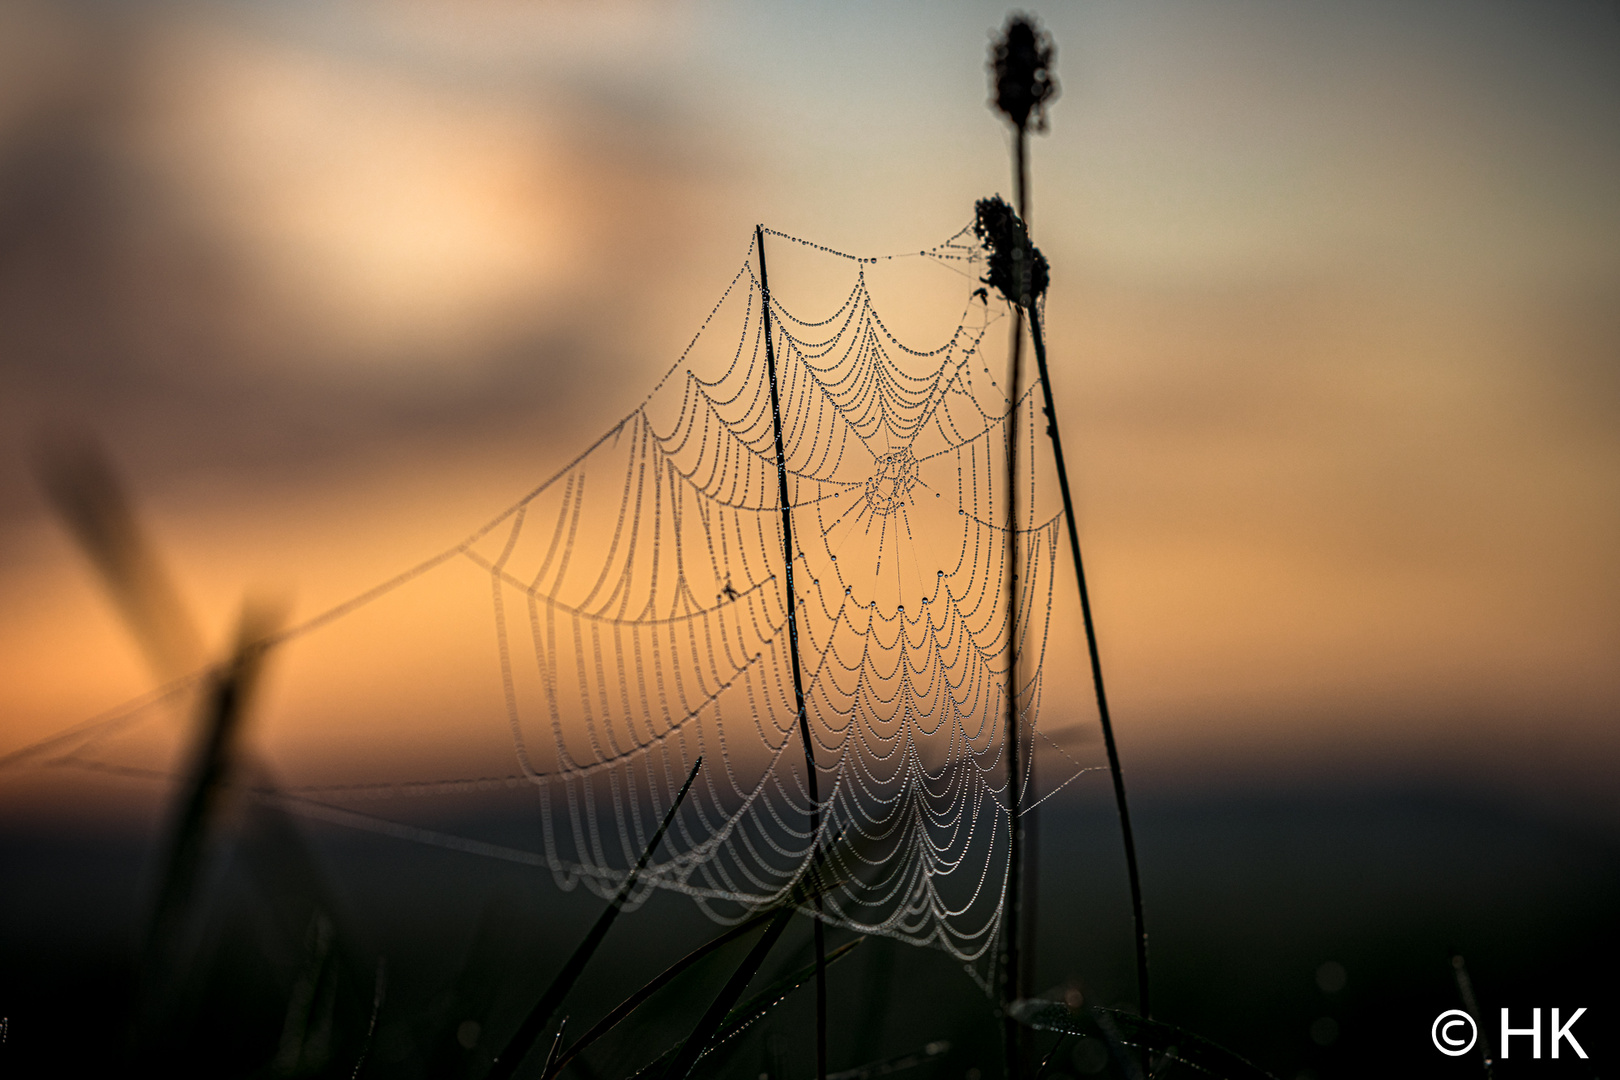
547 870 850 1077
487 757 703 1080
660 906 795 1079
1009 1000 1276 1080
36 435 206 680
542 1017 568 1076
1033 1032 1070 1080
546 908 782 1077
615 934 864 1080
700 935 864 1060
37 439 369 1059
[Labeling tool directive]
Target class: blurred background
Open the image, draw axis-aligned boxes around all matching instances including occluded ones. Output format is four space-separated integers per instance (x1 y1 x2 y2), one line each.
1 1 1616 1077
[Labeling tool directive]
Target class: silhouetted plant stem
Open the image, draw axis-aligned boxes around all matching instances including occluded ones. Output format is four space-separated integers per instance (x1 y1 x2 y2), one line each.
757 223 828 1080
1014 128 1029 228
992 17 1057 1047
1011 99 1043 1016
976 192 1047 1080
1002 251 1025 1080
990 12 1148 1022
488 757 703 1080
1026 302 1149 1019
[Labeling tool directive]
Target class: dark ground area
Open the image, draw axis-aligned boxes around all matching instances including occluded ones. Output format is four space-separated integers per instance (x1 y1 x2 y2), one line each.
1 780 1615 1079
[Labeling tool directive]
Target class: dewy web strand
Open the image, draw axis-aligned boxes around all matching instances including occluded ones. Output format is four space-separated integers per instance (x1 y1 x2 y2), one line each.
19 224 1085 985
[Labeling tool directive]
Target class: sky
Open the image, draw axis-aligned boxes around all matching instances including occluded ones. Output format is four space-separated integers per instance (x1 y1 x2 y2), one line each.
1 0 1617 824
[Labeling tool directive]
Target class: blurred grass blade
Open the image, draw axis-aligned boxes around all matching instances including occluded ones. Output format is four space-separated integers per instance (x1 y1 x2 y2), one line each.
274 911 338 1072
36 435 205 679
138 602 280 1034
1009 999 1276 1080
659 906 795 1080
34 438 267 994
488 757 703 1080
37 436 370 1062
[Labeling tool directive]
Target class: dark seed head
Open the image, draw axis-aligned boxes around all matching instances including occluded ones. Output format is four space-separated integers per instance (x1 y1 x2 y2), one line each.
973 195 1048 308
990 13 1059 134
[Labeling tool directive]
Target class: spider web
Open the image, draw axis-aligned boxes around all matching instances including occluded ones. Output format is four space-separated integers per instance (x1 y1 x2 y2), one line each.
454 224 1074 974
22 223 1100 985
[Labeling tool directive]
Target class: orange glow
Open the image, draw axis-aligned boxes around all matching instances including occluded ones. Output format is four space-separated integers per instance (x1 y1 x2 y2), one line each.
2 0 1618 825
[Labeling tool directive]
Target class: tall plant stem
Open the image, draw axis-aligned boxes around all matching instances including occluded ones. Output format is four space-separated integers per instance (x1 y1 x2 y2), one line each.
1012 122 1041 1012
756 224 828 1080
1015 126 1029 226
1003 119 1035 1080
1026 301 1149 1020
1002 288 1025 1080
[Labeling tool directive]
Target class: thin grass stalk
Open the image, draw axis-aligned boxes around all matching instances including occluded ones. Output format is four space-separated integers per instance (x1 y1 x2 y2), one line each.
988 11 1147 1020
1026 301 1149 1019
1015 124 1029 227
1012 103 1041 1015
488 757 703 1080
1002 260 1025 1080
991 15 1047 1034
756 223 828 1080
